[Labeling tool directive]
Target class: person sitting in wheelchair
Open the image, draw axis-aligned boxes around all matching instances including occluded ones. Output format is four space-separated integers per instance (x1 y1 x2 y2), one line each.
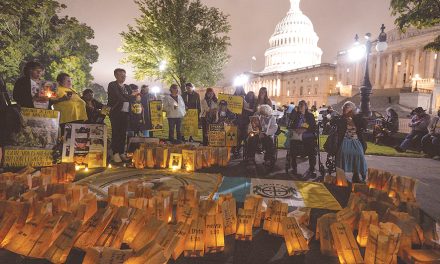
212 100 236 125
246 104 278 167
288 100 317 179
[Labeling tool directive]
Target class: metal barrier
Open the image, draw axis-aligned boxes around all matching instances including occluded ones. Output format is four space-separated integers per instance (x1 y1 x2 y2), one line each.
398 118 411 133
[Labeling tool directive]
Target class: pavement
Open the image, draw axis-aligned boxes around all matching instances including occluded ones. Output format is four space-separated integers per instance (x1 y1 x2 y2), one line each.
210 149 440 221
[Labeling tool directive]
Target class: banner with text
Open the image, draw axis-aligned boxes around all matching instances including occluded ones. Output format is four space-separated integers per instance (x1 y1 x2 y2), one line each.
218 94 243 115
3 149 53 167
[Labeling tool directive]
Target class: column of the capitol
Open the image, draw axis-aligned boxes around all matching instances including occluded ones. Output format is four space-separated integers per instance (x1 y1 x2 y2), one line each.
397 50 407 88
374 54 381 89
385 53 393 88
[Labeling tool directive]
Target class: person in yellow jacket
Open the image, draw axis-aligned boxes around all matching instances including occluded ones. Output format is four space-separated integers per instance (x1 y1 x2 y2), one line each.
52 73 87 125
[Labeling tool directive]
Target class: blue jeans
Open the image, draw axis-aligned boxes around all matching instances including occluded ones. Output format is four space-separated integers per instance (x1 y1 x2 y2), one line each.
421 134 440 156
168 118 182 142
399 130 427 150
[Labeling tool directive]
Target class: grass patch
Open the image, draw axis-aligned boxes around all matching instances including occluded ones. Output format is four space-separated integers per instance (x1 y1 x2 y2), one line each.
277 130 423 158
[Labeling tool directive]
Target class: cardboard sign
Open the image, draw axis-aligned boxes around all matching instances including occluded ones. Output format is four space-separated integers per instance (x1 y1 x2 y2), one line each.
208 124 225 147
225 125 238 147
218 94 243 115
150 100 164 131
3 149 53 167
10 108 60 150
183 109 199 137
62 124 107 168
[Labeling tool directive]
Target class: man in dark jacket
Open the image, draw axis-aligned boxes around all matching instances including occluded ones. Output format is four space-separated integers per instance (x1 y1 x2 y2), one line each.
395 107 430 152
107 68 130 163
288 100 317 179
13 61 45 108
182 82 201 141
82 89 105 124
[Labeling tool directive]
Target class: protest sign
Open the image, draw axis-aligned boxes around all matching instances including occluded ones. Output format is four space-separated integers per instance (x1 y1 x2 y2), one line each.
182 109 199 137
225 125 238 147
3 149 53 167
208 124 225 147
218 94 243 115
149 100 164 131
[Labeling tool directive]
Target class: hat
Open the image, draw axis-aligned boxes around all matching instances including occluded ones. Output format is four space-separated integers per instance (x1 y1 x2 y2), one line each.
414 107 426 113
185 83 194 88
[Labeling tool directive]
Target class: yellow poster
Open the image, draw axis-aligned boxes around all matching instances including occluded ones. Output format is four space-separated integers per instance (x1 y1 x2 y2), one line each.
182 109 199 137
208 124 225 147
218 94 243 115
149 100 164 131
225 125 238 147
3 149 53 167
154 112 169 139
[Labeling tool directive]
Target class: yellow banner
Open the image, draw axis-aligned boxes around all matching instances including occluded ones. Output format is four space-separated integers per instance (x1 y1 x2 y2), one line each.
225 125 238 147
21 107 60 119
295 181 342 210
3 149 53 167
218 94 243 115
149 100 164 131
208 124 225 147
182 109 199 137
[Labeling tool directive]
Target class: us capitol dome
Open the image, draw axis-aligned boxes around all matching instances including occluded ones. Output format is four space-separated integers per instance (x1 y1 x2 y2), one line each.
262 0 323 73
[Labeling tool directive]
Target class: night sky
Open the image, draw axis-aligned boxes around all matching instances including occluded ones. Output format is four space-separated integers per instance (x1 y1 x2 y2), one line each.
60 0 395 87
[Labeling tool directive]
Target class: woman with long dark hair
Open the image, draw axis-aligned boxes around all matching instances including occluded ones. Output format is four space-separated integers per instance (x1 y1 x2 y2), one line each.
335 101 368 183
257 87 272 108
200 88 218 145
13 61 45 108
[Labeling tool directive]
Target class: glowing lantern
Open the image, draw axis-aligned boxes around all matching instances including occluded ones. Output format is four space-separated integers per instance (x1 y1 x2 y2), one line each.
389 175 417 202
364 223 401 264
336 167 348 187
331 222 364 264
182 150 197 172
235 208 254 241
367 168 380 189
267 200 288 236
357 211 379 247
282 217 309 256
352 183 369 196
129 218 167 252
149 191 173 223
145 147 155 169
199 199 218 217
316 213 337 256
244 194 263 227
184 217 205 257
176 185 199 223
154 147 169 169
44 220 82 264
74 207 116 249
204 213 225 253
220 195 237 236
123 209 148 244
336 207 360 231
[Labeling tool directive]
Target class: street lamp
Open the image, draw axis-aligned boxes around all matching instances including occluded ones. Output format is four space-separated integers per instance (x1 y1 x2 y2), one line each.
151 86 160 98
233 74 249 87
350 24 388 117
412 74 421 92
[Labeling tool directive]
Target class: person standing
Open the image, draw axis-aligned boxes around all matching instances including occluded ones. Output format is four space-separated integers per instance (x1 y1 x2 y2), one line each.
140 85 154 137
395 107 430 152
335 101 368 183
256 87 272 109
421 109 440 159
163 84 186 143
182 83 201 142
107 68 130 163
200 88 218 146
52 73 87 125
13 61 45 108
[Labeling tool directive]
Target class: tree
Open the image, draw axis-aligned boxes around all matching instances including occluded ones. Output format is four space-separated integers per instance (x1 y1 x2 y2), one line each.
121 0 231 91
87 83 108 103
390 0 440 51
0 0 98 89
48 56 87 92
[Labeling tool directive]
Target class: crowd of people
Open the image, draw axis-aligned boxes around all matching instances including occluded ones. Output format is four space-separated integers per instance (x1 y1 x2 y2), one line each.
1 61 440 179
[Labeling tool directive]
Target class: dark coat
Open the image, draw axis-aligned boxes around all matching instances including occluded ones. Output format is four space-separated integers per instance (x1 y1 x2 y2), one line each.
182 91 201 114
288 111 317 134
107 81 130 115
335 114 367 152
13 76 34 108
140 93 153 130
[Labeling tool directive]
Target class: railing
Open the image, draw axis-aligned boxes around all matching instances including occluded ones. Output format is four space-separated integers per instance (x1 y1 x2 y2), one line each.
411 78 436 91
398 118 411 134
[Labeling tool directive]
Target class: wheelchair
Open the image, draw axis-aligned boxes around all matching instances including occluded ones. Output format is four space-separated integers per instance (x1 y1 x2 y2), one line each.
284 121 333 180
242 127 280 170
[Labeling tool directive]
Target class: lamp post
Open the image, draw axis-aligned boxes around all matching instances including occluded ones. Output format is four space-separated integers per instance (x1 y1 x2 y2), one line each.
351 24 388 117
412 74 421 92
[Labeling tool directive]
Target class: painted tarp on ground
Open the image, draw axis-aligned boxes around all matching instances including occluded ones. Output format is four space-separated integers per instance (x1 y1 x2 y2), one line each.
216 177 342 210
76 168 222 199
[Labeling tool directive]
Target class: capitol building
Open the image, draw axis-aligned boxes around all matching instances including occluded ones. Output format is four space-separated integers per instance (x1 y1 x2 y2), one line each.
244 0 440 113
245 0 336 107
